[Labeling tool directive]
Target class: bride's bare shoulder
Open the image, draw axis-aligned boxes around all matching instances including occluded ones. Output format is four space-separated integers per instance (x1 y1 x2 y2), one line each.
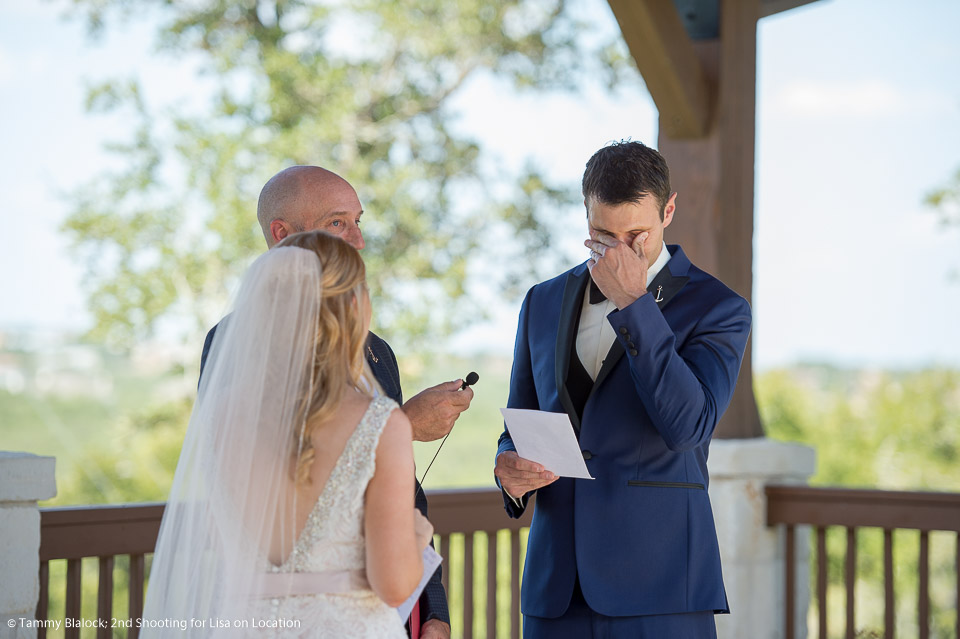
381 403 411 439
371 402 412 462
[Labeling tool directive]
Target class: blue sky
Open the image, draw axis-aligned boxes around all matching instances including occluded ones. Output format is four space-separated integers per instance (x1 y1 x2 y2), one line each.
1 0 958 370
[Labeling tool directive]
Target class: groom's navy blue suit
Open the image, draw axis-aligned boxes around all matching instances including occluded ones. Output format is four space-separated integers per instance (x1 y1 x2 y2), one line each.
200 326 449 629
497 245 750 633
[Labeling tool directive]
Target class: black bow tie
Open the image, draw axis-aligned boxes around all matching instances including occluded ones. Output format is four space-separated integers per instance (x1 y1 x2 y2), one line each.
588 278 607 304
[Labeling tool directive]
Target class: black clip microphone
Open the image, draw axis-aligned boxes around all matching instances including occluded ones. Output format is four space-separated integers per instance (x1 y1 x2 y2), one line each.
416 373 479 499
460 371 479 390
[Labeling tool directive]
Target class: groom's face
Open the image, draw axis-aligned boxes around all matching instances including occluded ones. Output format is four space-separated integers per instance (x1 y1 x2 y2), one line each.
586 192 675 263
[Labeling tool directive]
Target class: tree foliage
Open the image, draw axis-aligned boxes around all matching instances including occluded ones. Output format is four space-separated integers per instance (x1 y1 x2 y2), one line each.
925 166 960 229
759 366 960 490
61 0 631 350
926 165 960 282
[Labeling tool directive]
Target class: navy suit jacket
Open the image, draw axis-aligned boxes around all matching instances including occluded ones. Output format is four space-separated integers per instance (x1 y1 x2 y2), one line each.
200 325 449 627
496 245 750 618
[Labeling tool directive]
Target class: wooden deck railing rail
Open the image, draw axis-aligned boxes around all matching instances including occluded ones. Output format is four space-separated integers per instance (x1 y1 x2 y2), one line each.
37 488 530 639
766 485 960 639
37 503 164 639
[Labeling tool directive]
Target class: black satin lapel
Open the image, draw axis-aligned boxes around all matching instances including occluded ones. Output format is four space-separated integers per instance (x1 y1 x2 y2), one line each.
592 339 624 391
647 268 690 310
556 268 589 433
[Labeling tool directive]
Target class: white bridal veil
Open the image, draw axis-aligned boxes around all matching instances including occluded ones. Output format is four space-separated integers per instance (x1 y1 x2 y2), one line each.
142 246 324 636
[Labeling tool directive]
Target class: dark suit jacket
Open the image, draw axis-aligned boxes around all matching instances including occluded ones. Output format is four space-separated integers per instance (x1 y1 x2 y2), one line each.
496 245 750 618
200 325 449 627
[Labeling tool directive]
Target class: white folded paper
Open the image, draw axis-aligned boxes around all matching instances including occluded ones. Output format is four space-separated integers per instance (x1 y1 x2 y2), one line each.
397 546 443 621
499 408 595 480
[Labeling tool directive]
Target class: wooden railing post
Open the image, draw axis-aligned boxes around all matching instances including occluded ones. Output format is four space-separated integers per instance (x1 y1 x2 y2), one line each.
96 556 113 639
918 530 929 639
884 529 894 639
815 527 827 638
844 527 857 639
784 525 795 639
0 451 56 637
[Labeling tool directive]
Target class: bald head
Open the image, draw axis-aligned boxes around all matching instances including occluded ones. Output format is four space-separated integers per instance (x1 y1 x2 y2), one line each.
257 166 365 249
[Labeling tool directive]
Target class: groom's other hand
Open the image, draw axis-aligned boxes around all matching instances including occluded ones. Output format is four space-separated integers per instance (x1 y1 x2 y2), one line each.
495 451 558 499
403 380 475 442
420 619 451 639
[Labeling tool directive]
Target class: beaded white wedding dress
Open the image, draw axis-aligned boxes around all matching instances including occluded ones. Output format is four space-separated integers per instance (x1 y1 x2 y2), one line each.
254 396 407 638
143 248 412 639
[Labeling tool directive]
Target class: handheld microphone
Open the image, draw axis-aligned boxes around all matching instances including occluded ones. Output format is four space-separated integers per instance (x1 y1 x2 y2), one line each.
460 371 479 390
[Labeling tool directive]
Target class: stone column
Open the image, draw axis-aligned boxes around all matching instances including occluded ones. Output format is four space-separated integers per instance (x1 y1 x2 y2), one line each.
709 438 816 639
0 452 56 639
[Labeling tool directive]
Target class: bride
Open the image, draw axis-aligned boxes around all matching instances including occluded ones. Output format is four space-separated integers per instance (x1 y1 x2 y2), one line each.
142 231 432 637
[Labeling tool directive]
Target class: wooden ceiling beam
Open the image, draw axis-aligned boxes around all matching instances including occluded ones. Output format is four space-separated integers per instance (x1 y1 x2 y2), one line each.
608 0 713 138
760 0 822 18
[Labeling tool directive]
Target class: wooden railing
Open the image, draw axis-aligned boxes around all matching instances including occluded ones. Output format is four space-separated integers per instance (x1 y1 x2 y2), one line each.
47 484 960 638
766 485 960 639
37 488 529 639
37 503 164 639
424 488 531 639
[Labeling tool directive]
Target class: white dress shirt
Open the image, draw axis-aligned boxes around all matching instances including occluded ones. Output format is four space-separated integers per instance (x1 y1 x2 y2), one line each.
502 244 672 506
576 242 671 380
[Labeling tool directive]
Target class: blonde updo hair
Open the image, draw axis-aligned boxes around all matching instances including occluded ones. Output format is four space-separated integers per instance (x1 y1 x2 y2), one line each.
275 231 370 484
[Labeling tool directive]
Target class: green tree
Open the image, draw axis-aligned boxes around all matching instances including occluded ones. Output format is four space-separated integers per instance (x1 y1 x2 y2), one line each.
61 0 632 352
926 167 960 228
52 398 193 505
926 165 960 281
759 366 960 490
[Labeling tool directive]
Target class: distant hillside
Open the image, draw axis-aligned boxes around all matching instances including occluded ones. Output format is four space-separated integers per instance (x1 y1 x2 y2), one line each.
2 335 957 504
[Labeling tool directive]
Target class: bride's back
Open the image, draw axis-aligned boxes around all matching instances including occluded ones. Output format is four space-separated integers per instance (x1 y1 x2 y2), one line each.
276 386 421 604
270 387 374 563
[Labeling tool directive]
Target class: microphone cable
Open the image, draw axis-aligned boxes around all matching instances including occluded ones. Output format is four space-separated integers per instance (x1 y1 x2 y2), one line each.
415 372 478 501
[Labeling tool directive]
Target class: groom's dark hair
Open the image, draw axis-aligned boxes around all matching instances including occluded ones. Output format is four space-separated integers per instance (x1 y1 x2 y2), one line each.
581 140 671 220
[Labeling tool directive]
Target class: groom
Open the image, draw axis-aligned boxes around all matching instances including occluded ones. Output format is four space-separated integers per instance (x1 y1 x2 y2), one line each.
201 166 467 639
494 141 751 637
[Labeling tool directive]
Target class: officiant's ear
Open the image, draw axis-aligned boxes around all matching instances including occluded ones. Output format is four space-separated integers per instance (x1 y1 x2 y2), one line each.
269 219 294 246
349 290 363 316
